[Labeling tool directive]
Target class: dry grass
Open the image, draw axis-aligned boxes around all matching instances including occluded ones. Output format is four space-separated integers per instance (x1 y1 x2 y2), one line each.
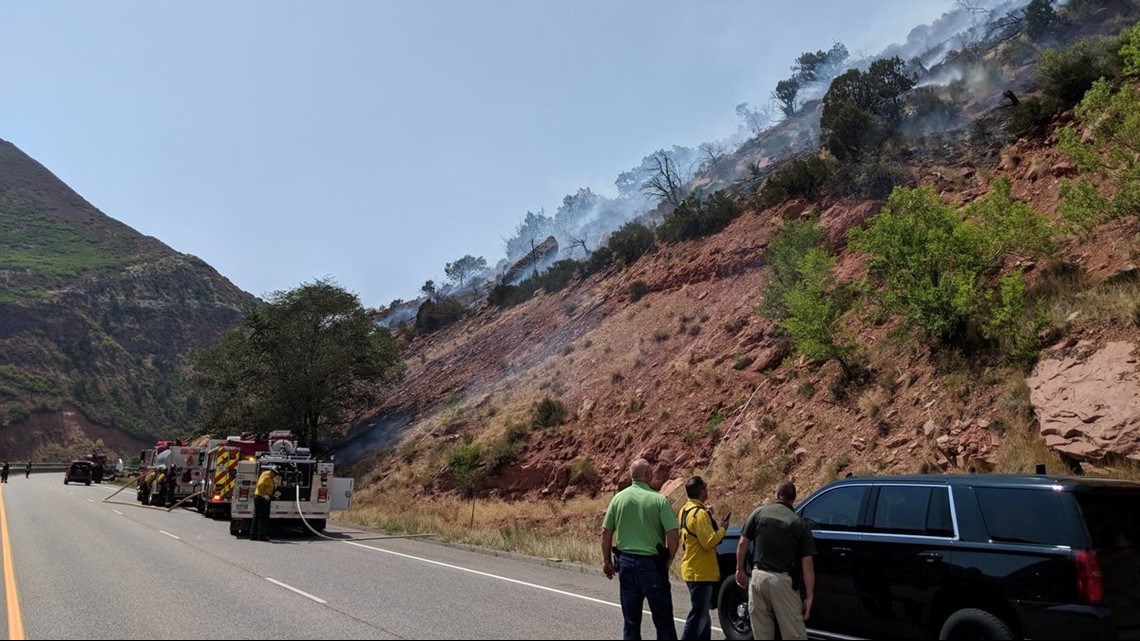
992 371 1069 475
1043 271 1140 329
339 490 609 564
857 387 888 419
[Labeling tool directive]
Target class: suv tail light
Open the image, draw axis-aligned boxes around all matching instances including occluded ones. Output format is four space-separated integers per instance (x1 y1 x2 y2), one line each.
1075 550 1104 604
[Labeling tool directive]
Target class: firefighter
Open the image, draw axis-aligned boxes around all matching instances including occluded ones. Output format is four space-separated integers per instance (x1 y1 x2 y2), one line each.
153 466 168 507
250 465 280 542
140 468 156 504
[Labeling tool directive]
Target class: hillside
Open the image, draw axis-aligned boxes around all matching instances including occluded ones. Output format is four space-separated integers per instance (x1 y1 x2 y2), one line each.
0 139 257 461
340 2 1140 548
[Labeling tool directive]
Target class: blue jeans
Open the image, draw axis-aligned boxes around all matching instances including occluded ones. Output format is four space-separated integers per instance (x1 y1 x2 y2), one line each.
682 581 717 640
617 553 677 640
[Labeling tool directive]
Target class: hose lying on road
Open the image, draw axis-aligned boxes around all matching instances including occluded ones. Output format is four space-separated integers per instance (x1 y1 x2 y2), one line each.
101 479 431 540
292 489 434 542
101 483 204 513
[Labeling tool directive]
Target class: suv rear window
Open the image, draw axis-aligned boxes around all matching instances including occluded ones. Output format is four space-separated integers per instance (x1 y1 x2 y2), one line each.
1075 491 1140 549
975 487 1079 546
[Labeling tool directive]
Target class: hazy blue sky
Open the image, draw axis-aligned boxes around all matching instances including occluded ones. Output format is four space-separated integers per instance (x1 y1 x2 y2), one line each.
2 1 953 308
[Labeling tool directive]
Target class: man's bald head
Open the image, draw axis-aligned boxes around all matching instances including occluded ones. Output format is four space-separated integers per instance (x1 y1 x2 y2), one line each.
630 458 652 482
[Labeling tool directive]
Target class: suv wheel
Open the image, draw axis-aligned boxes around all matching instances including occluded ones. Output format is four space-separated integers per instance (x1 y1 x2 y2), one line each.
716 575 752 641
939 608 1014 640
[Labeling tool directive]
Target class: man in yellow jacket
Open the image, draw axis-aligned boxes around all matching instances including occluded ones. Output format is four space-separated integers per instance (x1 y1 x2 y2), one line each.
678 476 730 640
250 465 280 542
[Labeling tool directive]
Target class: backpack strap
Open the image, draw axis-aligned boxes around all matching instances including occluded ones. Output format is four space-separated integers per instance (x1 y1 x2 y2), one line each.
680 505 719 545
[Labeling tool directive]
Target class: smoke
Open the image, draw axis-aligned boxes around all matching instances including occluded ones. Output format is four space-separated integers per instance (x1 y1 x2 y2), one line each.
380 0 1038 309
333 410 413 466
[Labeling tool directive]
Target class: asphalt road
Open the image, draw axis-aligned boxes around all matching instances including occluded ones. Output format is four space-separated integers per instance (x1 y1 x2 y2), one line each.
0 473 726 639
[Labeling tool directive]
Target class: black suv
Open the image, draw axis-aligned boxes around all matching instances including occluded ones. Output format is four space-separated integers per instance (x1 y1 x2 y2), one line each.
713 475 1140 640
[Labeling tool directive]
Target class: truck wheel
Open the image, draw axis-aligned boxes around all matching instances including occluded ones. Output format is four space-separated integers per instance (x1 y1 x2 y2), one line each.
716 575 752 641
939 608 1014 640
64 479 69 485
230 519 250 537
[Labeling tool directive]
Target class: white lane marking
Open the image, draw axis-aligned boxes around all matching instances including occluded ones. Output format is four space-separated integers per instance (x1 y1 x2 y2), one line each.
112 510 124 516
159 530 181 540
85 498 94 503
343 540 721 632
266 578 327 604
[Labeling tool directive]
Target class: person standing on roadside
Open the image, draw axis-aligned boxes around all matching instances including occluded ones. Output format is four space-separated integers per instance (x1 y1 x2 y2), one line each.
601 458 680 640
1 462 9 483
678 476 730 640
25 461 31 478
735 480 816 641
250 465 280 542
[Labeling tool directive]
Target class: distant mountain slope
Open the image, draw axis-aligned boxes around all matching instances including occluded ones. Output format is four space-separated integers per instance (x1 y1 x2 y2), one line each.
0 139 258 460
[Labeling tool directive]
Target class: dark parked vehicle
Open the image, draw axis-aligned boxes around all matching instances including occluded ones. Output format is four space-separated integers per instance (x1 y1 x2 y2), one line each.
714 474 1140 640
63 460 93 486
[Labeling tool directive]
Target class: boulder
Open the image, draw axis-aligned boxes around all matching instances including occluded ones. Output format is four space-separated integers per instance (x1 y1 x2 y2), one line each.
1027 341 1140 462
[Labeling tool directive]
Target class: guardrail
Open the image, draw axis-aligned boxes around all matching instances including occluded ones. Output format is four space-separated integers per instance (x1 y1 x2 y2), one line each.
16 463 129 476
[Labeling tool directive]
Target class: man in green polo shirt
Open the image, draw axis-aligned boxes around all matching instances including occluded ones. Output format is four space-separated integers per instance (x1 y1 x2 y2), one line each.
601 458 679 640
735 480 817 640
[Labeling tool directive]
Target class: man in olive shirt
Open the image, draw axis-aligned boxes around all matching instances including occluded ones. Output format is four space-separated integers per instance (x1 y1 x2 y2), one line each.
735 480 816 640
601 458 680 640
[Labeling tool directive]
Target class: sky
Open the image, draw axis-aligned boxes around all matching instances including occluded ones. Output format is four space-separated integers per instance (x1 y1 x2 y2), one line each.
1 1 956 309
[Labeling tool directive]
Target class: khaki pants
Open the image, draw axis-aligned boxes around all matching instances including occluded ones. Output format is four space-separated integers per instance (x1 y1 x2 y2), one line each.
747 569 805 640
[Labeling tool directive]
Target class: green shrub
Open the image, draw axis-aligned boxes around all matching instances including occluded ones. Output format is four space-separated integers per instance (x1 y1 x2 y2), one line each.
981 272 1046 365
761 217 826 320
485 436 520 474
656 192 742 243
1008 95 1064 138
532 397 566 429
416 297 467 333
834 157 905 199
1037 36 1122 108
781 248 859 377
758 157 833 209
584 246 613 275
569 457 596 484
849 180 1054 348
1059 37 1140 226
446 437 484 495
607 222 655 264
487 260 584 309
488 283 516 308
629 280 649 303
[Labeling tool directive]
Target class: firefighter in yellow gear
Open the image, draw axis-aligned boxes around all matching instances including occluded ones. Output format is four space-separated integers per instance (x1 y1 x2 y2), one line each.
140 468 157 505
250 466 280 542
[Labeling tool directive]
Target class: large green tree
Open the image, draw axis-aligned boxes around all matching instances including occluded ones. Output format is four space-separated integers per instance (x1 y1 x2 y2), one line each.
820 57 914 161
188 279 405 450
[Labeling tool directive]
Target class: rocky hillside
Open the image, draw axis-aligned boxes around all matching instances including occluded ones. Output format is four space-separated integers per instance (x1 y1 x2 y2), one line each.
344 4 1140 522
0 139 257 461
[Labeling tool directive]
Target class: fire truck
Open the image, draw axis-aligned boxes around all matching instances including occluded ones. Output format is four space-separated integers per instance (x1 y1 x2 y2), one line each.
83 453 107 483
194 433 270 519
136 440 202 507
228 431 353 537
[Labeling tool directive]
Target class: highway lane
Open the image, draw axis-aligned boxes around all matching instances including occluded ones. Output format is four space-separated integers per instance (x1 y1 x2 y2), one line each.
1 474 726 639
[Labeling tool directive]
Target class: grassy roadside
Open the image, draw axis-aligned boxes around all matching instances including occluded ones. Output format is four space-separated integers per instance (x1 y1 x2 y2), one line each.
337 489 610 565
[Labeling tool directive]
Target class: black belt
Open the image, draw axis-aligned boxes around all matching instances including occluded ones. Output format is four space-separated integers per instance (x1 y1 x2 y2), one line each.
752 564 790 574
